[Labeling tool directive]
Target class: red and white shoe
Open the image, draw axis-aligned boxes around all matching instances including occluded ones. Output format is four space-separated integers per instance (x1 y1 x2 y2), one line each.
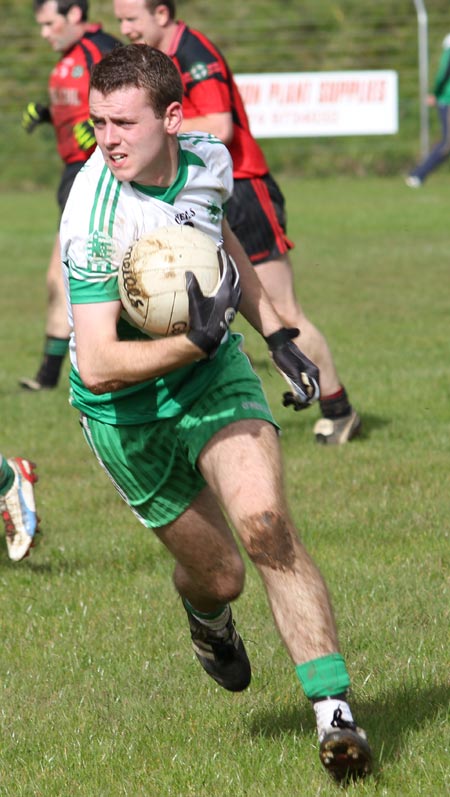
0 458 39 561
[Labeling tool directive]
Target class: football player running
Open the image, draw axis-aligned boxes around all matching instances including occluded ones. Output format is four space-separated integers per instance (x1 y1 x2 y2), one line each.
60 44 372 782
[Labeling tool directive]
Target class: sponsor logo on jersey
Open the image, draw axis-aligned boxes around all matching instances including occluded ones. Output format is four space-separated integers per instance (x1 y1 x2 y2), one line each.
241 401 268 413
49 86 81 106
174 208 196 224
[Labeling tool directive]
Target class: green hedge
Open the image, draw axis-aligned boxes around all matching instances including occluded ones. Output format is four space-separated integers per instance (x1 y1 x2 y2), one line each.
1 0 450 185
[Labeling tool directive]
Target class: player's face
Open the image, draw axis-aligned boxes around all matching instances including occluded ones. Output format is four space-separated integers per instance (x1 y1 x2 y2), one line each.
114 0 164 48
35 0 77 52
90 86 181 185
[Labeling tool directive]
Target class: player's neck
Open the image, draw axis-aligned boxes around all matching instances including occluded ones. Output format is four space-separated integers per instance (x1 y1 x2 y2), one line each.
164 20 184 57
133 141 179 188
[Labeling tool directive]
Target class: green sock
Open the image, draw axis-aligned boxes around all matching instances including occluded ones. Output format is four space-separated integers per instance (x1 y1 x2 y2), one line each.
36 336 70 386
295 653 351 700
44 336 70 357
0 456 14 494
183 597 227 621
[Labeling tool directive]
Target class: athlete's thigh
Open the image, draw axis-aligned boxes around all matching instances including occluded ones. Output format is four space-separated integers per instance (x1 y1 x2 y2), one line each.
155 484 242 577
442 105 450 148
228 176 292 264
198 419 286 529
57 161 84 212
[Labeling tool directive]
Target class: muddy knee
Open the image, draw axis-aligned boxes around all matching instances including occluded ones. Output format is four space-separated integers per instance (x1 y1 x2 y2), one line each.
243 511 297 571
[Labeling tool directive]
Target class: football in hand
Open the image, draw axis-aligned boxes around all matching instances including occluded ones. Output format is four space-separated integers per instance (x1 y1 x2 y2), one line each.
119 225 221 336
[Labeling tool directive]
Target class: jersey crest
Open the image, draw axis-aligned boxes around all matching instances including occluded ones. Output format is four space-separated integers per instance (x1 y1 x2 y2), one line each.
86 230 116 269
189 62 209 82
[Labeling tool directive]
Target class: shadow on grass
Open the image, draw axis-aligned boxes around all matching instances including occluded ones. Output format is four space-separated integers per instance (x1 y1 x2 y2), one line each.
248 680 449 776
276 409 390 441
0 541 167 576
354 412 391 441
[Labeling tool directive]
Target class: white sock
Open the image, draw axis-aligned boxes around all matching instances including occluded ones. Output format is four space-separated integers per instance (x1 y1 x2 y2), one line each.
192 605 230 632
313 698 354 741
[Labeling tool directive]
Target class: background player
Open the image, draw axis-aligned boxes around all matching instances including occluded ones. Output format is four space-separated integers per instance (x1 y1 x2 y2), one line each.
406 32 450 187
112 0 361 445
20 0 120 391
60 43 372 781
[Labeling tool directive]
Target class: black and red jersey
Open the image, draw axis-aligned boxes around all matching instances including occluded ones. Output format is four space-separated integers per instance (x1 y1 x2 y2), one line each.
48 25 120 164
168 22 269 180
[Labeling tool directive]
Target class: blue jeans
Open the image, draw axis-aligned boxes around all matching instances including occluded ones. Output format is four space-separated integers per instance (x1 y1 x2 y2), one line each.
411 104 450 182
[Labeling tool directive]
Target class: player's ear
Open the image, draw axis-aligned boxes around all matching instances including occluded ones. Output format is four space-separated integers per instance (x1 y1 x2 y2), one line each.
164 102 183 135
66 4 83 25
154 4 171 27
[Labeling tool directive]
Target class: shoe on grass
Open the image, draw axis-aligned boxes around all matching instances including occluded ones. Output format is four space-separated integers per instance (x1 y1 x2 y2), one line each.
314 408 362 445
405 175 422 188
0 458 39 561
319 708 372 782
19 376 56 391
184 603 251 692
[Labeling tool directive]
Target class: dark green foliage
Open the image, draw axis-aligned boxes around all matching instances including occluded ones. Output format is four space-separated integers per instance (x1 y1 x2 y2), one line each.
2 0 450 184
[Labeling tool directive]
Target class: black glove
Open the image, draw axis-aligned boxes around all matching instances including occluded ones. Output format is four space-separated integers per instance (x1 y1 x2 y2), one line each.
186 247 241 358
265 327 320 410
73 119 96 151
22 102 51 133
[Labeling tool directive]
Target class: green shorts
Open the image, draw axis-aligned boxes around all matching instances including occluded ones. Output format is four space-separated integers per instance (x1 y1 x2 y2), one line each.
80 341 278 528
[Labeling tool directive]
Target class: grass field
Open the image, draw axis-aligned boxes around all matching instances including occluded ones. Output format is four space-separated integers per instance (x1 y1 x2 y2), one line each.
0 176 449 796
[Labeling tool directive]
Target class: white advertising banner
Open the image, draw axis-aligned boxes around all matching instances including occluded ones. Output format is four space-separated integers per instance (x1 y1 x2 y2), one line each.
234 70 399 138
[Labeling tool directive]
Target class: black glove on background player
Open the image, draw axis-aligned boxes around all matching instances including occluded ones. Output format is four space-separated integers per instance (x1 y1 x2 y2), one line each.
186 247 241 358
265 327 320 409
22 102 51 133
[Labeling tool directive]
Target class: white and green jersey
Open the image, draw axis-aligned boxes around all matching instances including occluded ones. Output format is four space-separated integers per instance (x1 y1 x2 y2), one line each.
60 132 234 425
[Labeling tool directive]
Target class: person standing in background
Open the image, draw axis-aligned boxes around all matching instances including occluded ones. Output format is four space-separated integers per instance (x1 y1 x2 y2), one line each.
20 0 120 391
406 33 450 187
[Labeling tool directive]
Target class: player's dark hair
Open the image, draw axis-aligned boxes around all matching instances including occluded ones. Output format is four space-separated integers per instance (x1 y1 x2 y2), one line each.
33 1 89 22
144 1 176 19
90 44 183 118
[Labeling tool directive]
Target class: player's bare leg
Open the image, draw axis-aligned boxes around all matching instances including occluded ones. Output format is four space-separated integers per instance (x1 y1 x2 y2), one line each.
156 486 245 612
199 419 339 661
198 418 372 779
20 235 70 391
256 254 361 444
156 487 251 691
256 254 340 395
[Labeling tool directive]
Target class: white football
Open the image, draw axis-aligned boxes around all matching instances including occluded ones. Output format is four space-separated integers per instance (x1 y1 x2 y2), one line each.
119 225 222 336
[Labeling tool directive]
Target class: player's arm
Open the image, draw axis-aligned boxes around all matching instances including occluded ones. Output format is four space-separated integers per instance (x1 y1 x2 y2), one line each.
72 251 241 393
221 219 320 407
221 219 281 337
179 111 234 145
72 300 204 394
